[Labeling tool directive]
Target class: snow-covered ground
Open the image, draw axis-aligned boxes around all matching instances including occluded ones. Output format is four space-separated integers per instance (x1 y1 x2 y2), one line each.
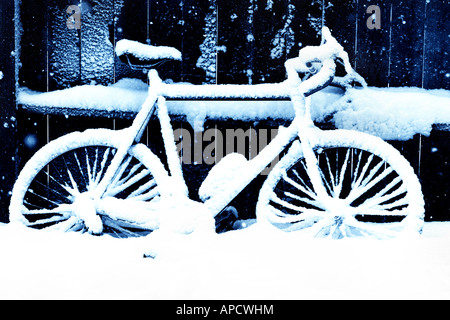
1 221 450 300
9 35 450 300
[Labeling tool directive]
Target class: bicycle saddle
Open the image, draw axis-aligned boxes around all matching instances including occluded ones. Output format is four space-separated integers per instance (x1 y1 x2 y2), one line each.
116 39 182 69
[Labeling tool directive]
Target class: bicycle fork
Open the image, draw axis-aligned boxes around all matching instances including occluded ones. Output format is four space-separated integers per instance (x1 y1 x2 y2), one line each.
292 95 330 203
298 131 330 201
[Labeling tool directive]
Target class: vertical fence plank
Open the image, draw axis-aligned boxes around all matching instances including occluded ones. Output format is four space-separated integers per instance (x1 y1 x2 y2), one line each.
423 0 449 90
18 0 50 92
115 0 148 83
290 0 323 48
17 1 50 179
420 130 450 221
388 0 425 87
16 113 48 172
47 1 116 141
355 0 392 87
253 0 290 84
119 0 148 43
180 0 210 83
387 0 426 192
191 0 218 84
325 0 357 68
147 0 182 48
48 0 82 89
0 0 16 222
80 0 121 86
149 0 184 82
117 0 190 82
217 0 255 84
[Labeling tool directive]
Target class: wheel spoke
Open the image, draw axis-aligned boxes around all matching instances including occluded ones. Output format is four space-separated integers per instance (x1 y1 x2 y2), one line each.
373 197 409 211
351 149 364 188
351 153 375 190
26 188 62 207
106 168 151 197
90 147 99 184
40 168 73 197
356 176 406 211
43 216 79 232
102 216 146 237
23 200 46 210
283 191 323 209
270 194 305 215
94 147 111 185
128 180 159 201
33 177 73 204
346 163 393 204
264 203 325 225
323 153 337 196
270 193 326 219
73 151 88 189
334 148 351 198
355 207 408 217
85 148 95 188
282 172 317 201
108 155 134 189
26 215 67 227
292 163 312 188
66 167 80 195
116 162 144 188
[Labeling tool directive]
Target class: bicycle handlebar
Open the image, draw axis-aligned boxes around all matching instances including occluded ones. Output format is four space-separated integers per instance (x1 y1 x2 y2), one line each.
147 27 366 100
285 27 366 96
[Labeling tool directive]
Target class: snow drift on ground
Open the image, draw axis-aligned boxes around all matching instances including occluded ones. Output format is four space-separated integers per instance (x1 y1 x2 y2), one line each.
18 79 450 141
1 221 450 300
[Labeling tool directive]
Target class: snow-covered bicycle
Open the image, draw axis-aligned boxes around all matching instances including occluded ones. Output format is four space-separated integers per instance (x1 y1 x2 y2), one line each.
9 28 425 239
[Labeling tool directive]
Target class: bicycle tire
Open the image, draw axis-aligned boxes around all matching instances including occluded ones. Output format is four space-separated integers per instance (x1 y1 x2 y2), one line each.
256 129 425 238
9 129 171 237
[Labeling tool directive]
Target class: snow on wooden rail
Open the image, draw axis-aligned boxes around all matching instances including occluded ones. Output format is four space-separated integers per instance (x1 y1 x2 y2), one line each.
18 78 450 141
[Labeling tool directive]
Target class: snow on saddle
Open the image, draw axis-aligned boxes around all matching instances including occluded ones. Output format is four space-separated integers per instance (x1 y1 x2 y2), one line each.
115 39 182 69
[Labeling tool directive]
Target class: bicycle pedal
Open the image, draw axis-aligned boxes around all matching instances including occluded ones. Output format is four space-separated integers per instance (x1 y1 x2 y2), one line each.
215 206 239 233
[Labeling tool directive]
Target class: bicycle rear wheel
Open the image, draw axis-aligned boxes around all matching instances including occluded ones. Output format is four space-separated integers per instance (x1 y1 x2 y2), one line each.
257 130 424 238
10 129 171 237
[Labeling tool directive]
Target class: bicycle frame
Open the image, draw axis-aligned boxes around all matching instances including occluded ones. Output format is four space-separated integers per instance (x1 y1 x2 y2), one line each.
92 61 334 217
10 27 424 238
92 27 352 217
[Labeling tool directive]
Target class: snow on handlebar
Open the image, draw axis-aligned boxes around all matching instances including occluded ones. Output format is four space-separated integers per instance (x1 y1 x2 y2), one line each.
285 27 366 95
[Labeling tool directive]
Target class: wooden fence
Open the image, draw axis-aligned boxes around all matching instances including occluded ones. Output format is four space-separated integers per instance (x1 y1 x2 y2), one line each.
0 0 448 222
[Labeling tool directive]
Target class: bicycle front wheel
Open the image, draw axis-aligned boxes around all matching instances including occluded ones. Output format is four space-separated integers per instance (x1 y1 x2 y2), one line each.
257 130 424 238
10 129 171 237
